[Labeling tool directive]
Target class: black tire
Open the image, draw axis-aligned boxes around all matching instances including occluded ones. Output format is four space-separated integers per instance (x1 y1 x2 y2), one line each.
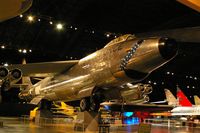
80 98 89 111
90 97 100 112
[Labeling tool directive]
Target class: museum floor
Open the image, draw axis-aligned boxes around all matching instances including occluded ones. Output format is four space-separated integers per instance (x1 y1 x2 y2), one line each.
0 117 200 133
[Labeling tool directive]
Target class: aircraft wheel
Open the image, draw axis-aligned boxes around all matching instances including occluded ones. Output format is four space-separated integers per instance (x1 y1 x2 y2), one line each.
80 98 89 111
38 99 52 110
89 97 100 112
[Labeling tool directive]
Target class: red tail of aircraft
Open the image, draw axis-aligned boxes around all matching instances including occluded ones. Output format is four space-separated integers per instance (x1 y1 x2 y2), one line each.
176 87 192 107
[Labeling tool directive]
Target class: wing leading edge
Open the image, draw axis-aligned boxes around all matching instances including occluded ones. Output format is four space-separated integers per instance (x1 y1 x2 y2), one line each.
6 60 79 77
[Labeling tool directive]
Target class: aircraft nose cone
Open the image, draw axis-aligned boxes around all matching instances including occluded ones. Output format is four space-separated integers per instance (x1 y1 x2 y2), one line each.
158 38 178 60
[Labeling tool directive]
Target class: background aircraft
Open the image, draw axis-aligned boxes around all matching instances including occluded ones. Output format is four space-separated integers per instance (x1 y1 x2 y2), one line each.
0 34 178 111
165 88 200 116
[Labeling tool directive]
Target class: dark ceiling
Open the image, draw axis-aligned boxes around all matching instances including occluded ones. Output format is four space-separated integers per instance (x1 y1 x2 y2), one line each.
0 0 200 102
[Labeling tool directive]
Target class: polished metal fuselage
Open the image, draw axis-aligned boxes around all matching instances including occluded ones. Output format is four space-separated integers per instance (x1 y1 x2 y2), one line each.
24 37 175 102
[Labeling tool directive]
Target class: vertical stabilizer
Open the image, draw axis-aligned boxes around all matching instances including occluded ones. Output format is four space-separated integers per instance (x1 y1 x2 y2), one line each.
164 89 177 106
176 86 192 107
194 95 200 105
21 58 32 87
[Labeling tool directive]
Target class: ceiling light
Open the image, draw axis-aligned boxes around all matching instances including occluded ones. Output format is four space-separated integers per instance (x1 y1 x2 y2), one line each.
22 49 27 53
56 23 63 30
19 14 23 18
49 21 53 25
27 15 34 22
106 34 110 38
18 49 22 53
3 63 8 67
1 45 5 49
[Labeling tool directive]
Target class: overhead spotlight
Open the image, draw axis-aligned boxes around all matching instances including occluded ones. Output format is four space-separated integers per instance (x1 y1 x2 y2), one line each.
18 49 22 53
92 31 95 34
74 27 78 30
1 45 5 49
56 23 64 30
22 49 27 53
38 19 41 22
29 49 32 52
3 63 8 67
166 71 170 75
19 14 23 18
27 15 34 22
49 21 53 25
106 33 110 38
194 77 197 80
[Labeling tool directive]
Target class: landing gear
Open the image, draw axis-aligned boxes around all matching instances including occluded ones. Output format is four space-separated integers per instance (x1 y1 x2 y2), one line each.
80 98 90 111
89 95 100 112
38 99 52 110
80 94 102 112
36 99 53 119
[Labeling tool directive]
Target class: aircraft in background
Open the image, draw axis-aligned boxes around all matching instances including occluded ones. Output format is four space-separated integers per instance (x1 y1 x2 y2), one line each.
165 88 200 116
194 95 200 106
0 34 178 111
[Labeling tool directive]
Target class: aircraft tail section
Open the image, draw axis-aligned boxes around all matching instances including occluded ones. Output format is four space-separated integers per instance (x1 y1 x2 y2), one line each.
176 86 192 106
164 89 177 106
194 95 200 105
21 58 33 87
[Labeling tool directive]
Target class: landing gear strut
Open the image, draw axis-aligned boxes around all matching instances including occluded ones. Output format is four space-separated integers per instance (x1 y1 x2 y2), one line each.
80 98 90 111
80 94 102 112
38 99 52 110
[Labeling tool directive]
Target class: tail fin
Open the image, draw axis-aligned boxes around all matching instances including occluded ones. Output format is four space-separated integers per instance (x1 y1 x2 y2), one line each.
164 89 178 106
194 95 200 105
21 58 32 87
176 86 192 106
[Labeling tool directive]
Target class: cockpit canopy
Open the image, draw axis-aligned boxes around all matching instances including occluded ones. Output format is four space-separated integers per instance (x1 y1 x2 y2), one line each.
104 34 135 48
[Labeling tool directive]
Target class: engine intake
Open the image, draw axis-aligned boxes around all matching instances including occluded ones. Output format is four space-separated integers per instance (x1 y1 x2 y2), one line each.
0 67 9 79
10 69 22 80
143 84 153 94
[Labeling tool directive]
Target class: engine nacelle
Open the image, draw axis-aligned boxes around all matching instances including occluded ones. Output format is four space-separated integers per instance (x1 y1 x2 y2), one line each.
1 68 22 91
143 95 150 102
0 67 9 79
143 84 153 94
10 69 22 83
120 83 152 103
120 83 145 102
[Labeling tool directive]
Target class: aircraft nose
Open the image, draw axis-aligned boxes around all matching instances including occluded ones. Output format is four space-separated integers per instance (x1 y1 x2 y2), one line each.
158 38 178 60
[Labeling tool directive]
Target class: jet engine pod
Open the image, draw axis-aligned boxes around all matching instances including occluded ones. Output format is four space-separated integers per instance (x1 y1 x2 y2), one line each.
137 83 145 93
143 95 150 102
143 84 153 94
0 67 9 79
10 68 22 81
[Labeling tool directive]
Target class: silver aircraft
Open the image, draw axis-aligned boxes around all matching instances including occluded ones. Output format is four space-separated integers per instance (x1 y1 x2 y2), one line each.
0 34 178 111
